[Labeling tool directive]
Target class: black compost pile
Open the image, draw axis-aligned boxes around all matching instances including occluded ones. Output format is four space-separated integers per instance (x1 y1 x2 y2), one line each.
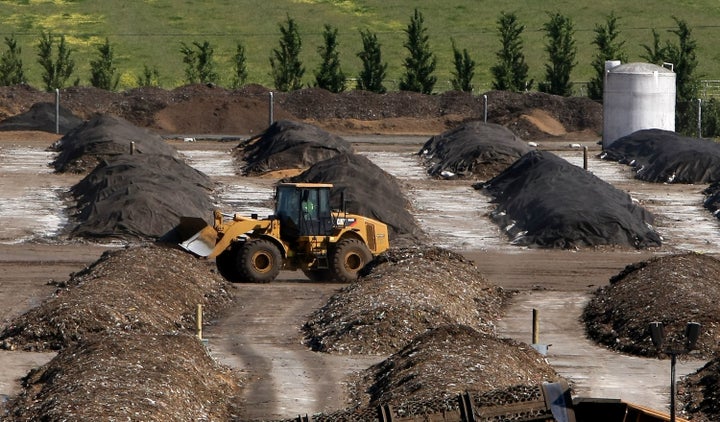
419 121 532 180
288 153 426 245
601 129 720 183
479 150 662 249
51 113 178 173
0 102 83 134
68 154 214 240
238 119 355 175
583 252 720 359
680 357 720 422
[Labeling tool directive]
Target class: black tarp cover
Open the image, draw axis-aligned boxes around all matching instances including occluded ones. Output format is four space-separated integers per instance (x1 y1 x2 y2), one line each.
0 102 83 134
288 153 426 244
69 154 214 240
52 113 177 173
240 120 354 175
602 129 720 183
480 150 662 249
419 121 532 179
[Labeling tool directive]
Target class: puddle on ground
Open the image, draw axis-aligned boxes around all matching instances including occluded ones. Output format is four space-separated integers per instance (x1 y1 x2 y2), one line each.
0 146 68 243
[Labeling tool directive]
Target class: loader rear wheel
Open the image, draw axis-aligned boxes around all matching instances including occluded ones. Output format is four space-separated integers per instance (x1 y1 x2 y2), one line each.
216 246 242 282
237 239 282 283
331 239 373 283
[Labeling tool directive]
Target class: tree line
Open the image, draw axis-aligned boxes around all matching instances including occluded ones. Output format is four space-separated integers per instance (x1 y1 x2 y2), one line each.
0 8 715 136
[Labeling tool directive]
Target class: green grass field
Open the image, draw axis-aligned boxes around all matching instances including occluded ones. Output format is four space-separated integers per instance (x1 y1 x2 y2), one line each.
2 0 720 95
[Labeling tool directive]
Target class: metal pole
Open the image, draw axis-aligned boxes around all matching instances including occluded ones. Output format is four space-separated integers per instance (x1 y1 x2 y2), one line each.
583 146 588 170
55 88 60 134
532 308 539 344
483 94 488 123
269 91 274 126
697 98 702 138
196 304 203 340
670 352 676 422
130 141 135 155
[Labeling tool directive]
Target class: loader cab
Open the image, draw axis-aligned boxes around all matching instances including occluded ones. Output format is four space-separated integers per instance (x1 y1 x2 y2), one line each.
275 183 334 240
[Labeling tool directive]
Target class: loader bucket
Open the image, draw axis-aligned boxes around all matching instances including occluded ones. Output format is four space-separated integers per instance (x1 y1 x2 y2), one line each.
176 216 219 257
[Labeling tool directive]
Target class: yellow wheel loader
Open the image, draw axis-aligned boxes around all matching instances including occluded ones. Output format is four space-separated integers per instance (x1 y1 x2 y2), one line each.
176 183 390 283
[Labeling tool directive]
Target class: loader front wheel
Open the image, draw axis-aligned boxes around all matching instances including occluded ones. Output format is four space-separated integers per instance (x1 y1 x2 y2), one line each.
237 239 282 283
216 246 242 282
331 239 372 283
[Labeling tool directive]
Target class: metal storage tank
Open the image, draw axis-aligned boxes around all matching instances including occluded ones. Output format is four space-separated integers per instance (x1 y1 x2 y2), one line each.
602 61 676 148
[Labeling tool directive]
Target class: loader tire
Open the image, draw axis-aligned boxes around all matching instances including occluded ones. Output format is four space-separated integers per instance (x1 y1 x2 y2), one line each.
237 239 282 283
216 246 242 282
331 239 372 283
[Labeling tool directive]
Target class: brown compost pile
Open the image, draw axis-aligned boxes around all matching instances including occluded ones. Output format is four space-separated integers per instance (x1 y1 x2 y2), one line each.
303 247 507 355
0 245 241 421
680 357 720 422
583 252 720 359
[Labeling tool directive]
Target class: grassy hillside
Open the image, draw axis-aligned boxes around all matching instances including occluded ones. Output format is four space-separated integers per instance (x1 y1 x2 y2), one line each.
2 0 720 95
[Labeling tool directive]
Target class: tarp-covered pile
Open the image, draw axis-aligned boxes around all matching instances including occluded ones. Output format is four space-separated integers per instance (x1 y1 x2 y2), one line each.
602 129 720 183
479 150 662 249
239 119 354 175
49 113 215 240
52 113 178 173
0 102 83 134
419 121 532 180
289 153 426 244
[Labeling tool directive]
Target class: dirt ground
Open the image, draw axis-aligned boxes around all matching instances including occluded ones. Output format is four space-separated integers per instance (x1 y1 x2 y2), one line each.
0 86 717 421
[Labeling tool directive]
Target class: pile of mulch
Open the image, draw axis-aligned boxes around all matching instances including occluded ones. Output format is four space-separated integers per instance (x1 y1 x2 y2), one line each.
303 247 506 355
0 84 603 139
3 333 241 422
288 153 427 245
583 252 720 359
67 153 215 240
237 119 355 175
349 324 563 410
418 121 532 180
0 245 232 351
680 358 720 422
478 150 662 249
601 129 720 184
51 113 179 173
0 102 83 134
0 245 241 421
485 90 603 139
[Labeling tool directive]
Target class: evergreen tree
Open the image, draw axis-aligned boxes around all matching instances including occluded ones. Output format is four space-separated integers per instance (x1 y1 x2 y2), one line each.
37 32 75 92
230 42 248 89
0 35 25 86
450 39 475 92
314 24 345 93
588 12 627 100
180 41 219 85
270 14 304 92
137 64 160 87
640 29 666 65
539 12 577 97
491 11 531 92
356 29 387 93
399 8 436 94
90 38 119 91
667 17 700 103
